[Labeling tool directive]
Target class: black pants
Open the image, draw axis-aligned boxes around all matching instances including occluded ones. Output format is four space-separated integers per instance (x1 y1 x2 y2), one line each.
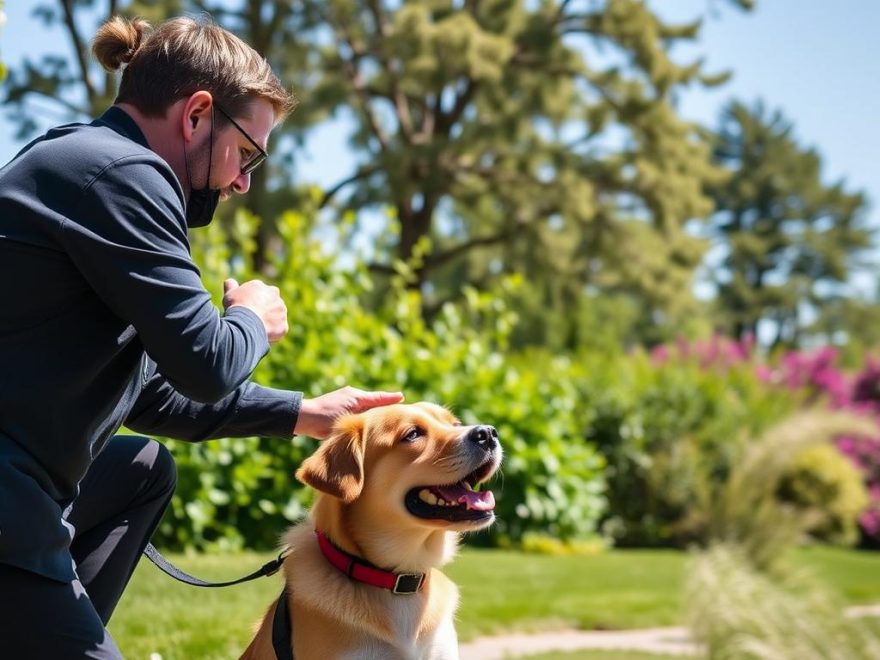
0 435 177 659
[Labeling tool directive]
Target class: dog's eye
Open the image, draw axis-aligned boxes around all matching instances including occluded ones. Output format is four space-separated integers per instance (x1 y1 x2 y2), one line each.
401 427 424 443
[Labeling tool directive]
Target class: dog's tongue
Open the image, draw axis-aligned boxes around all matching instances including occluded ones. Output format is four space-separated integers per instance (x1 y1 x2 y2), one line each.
434 483 496 511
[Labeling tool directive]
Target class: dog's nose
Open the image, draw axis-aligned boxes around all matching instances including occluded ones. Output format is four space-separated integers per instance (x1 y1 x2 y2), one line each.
467 425 498 450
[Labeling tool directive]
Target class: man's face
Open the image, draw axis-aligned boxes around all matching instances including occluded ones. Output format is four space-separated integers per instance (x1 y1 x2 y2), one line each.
208 98 275 200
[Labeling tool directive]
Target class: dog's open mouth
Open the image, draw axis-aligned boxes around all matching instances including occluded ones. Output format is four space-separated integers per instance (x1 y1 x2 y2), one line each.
404 460 497 522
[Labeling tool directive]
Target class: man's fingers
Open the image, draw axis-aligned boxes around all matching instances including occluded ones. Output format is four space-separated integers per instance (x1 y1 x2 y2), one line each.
222 279 240 308
357 391 405 410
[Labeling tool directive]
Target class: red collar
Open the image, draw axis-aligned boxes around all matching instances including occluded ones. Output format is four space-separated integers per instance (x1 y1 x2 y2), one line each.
315 530 426 595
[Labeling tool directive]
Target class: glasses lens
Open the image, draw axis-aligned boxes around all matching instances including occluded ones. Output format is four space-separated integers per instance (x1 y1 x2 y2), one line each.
241 151 267 176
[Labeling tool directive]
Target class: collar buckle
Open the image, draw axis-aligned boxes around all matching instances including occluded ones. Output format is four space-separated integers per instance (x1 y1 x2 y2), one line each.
393 572 425 595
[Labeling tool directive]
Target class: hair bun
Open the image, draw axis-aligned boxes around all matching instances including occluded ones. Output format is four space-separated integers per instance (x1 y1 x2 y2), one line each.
91 16 152 72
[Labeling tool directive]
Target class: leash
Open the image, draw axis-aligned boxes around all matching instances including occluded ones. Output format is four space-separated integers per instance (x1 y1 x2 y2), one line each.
142 542 289 587
143 542 295 658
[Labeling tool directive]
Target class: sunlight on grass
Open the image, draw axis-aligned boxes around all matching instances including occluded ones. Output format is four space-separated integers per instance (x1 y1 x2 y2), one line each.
107 547 880 659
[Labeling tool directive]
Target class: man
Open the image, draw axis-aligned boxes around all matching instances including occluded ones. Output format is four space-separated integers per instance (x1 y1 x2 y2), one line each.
0 15 402 657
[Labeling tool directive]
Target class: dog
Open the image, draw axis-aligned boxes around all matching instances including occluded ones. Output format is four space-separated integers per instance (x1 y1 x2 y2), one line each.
241 402 502 659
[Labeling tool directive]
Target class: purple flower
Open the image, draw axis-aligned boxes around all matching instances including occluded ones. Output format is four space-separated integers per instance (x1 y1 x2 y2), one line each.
650 345 670 365
647 336 880 545
861 508 880 537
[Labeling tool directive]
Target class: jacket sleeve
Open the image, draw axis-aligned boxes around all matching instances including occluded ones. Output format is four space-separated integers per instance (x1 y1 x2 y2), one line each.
125 358 301 441
60 155 267 403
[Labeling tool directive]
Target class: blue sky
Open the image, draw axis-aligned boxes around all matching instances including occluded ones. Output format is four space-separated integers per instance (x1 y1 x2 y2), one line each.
1 0 878 281
665 1 880 234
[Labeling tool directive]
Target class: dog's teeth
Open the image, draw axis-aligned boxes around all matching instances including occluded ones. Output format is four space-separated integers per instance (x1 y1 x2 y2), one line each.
463 482 474 492
437 498 447 506
419 489 438 505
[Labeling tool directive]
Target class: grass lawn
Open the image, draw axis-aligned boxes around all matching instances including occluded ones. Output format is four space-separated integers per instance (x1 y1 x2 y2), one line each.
107 546 880 659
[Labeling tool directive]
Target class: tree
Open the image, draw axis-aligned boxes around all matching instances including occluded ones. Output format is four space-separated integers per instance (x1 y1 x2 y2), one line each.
707 100 872 348
299 0 740 335
2 0 144 138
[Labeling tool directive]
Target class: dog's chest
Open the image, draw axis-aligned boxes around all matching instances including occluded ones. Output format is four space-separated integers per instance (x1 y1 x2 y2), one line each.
338 599 458 660
340 634 456 660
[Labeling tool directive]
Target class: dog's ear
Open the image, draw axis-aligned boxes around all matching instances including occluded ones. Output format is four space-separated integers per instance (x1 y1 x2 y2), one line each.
295 415 366 503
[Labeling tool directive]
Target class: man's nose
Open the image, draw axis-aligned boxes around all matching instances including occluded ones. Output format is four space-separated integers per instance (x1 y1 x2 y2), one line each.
232 171 251 194
466 425 498 450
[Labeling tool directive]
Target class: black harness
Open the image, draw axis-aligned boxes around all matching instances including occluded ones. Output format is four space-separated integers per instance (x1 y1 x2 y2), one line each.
271 585 294 660
143 542 294 659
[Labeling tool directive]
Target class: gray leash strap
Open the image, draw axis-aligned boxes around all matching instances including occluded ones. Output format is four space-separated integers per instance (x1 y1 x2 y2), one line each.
142 542 288 588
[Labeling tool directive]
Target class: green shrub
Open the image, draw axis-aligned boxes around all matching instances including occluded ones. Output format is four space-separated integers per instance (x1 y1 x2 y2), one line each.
152 208 607 550
583 353 797 548
778 443 870 547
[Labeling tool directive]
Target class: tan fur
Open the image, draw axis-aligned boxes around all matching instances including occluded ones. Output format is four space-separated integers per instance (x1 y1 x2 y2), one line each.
241 403 502 660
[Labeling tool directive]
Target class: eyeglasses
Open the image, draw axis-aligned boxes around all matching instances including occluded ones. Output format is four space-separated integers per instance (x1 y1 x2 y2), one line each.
214 103 268 176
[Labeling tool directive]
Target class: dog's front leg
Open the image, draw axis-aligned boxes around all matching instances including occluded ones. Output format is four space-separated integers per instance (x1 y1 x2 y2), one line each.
426 618 460 660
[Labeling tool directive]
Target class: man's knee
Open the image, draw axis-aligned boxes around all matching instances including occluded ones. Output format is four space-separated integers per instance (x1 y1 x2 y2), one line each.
134 437 177 498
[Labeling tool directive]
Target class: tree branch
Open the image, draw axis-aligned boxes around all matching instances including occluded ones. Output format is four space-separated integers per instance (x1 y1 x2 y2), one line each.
323 7 391 152
365 0 416 144
367 0 391 38
319 163 382 209
104 0 118 100
436 80 478 136
266 2 290 51
58 0 97 108
425 229 520 270
366 262 396 276
19 87 89 117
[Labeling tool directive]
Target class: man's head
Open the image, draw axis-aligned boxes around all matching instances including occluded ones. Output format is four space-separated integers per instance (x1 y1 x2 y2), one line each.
92 15 295 122
91 16 296 222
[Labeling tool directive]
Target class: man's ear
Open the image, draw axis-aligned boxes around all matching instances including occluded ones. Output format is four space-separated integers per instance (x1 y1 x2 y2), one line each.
295 415 366 503
181 90 214 143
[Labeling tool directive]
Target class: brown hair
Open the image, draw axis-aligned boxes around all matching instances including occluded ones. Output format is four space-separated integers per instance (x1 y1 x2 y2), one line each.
91 15 296 121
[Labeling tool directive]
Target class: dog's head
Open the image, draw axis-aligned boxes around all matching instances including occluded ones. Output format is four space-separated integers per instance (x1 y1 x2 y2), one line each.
296 402 502 533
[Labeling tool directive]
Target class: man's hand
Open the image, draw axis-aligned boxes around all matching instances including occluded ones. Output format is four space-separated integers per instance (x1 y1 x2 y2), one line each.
223 278 288 343
294 386 405 439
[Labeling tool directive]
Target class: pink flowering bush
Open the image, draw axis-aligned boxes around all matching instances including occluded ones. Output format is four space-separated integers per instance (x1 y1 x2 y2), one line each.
651 333 756 371
771 347 851 408
834 359 880 546
652 338 880 547
744 346 880 547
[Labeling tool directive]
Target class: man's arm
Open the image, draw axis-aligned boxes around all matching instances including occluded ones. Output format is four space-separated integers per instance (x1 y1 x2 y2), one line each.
63 156 272 403
125 360 301 441
125 359 405 441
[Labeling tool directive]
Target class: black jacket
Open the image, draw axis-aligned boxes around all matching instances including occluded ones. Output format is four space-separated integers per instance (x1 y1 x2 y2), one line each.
0 107 301 582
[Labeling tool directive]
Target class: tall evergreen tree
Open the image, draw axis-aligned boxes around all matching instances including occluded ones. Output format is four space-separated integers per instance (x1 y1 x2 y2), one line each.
297 0 734 331
707 100 872 348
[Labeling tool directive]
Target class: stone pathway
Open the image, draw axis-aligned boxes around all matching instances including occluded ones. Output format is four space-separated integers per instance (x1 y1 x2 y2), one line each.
458 604 880 659
460 627 698 659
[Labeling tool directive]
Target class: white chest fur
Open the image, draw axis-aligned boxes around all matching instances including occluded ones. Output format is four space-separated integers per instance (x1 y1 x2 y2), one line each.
331 582 459 659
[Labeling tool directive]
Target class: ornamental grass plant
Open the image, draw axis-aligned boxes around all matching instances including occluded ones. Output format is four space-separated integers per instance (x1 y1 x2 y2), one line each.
687 410 880 659
687 544 880 660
